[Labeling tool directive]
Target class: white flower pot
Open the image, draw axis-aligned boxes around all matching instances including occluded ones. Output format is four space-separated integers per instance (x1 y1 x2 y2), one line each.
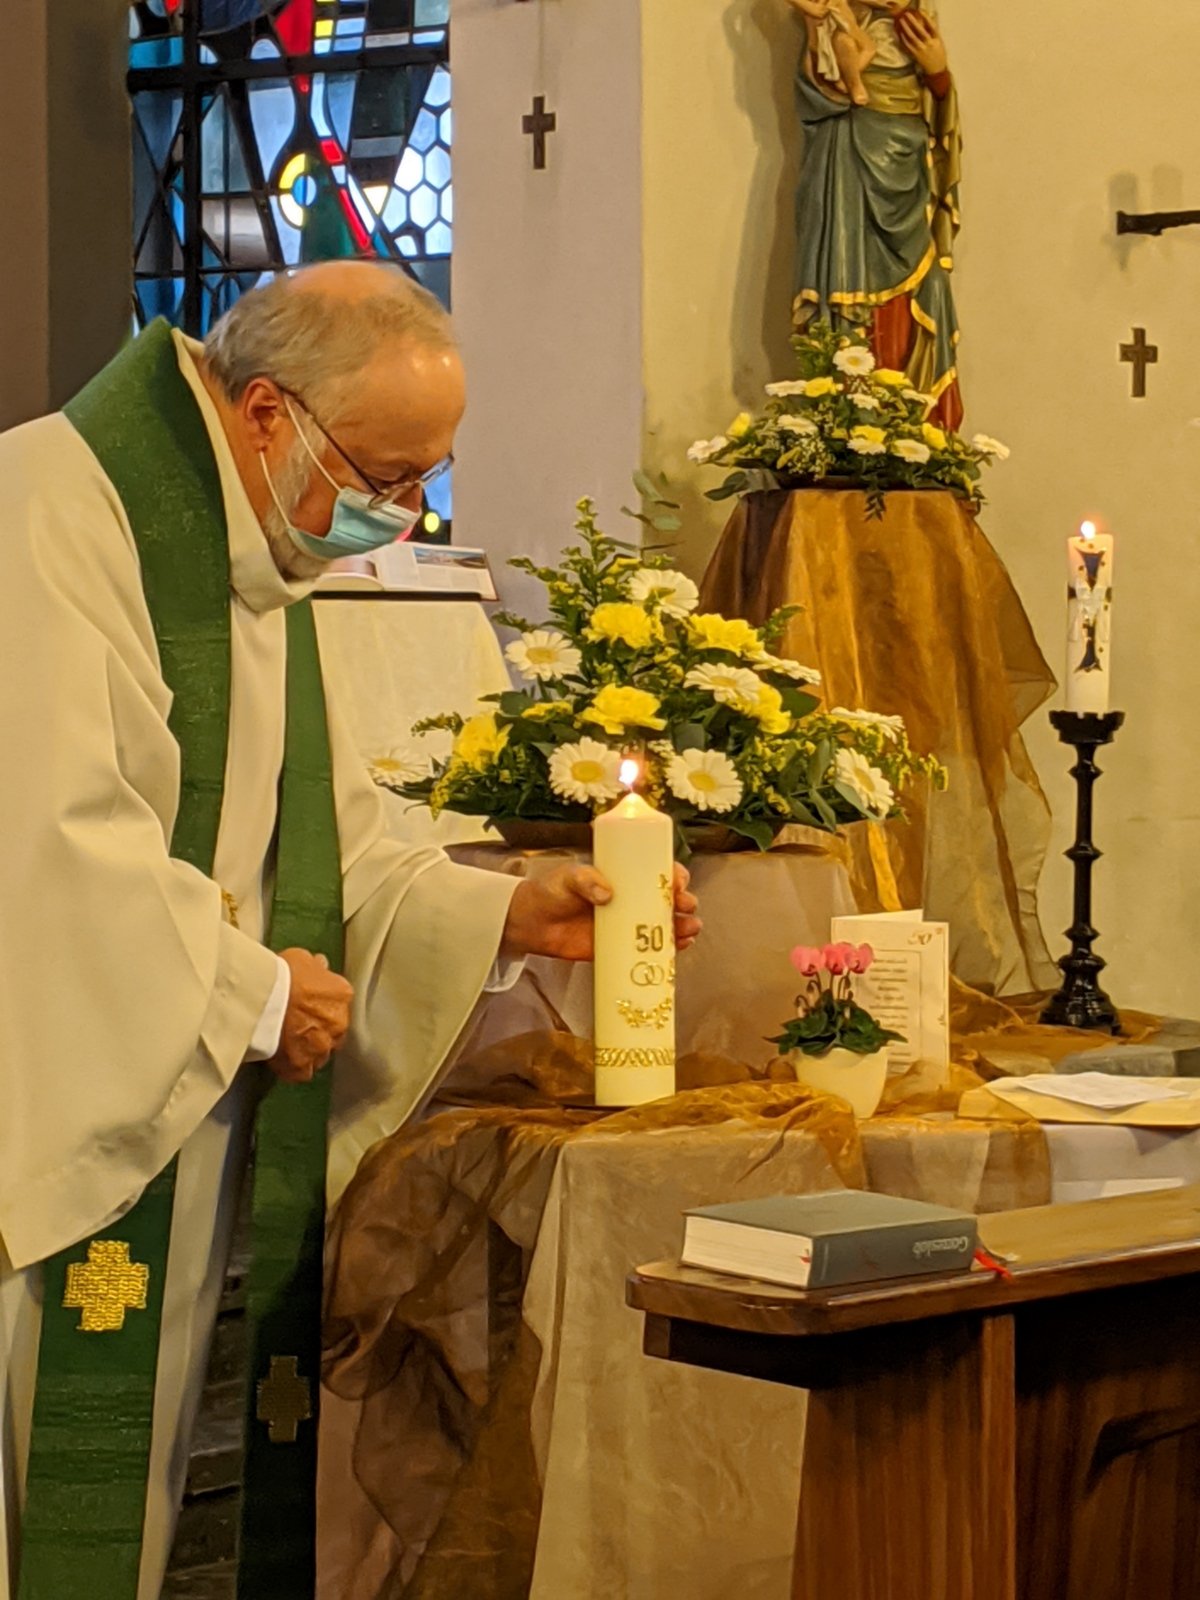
786 1046 889 1119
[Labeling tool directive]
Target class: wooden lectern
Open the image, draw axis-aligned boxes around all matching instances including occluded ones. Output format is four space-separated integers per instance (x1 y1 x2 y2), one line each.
628 1186 1200 1600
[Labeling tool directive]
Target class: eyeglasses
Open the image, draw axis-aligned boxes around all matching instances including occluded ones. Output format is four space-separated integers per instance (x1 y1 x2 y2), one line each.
280 387 454 510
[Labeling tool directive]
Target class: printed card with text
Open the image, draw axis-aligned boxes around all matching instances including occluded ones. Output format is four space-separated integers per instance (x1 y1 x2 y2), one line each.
831 910 950 1079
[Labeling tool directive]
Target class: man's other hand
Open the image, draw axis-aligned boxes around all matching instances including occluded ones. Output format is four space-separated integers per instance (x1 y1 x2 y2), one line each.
270 948 355 1084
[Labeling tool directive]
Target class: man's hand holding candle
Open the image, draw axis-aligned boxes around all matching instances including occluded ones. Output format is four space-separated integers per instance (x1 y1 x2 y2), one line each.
501 863 701 963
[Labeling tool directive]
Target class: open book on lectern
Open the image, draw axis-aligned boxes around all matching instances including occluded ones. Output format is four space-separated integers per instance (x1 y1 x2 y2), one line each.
315 539 498 600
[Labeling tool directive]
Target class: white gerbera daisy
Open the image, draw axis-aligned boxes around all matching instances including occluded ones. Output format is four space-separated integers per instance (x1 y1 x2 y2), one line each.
903 388 936 408
506 630 583 682
971 433 1011 460
754 651 822 686
548 739 625 806
848 437 887 456
834 749 895 819
687 435 729 464
684 663 765 707
833 346 876 377
628 567 700 617
775 414 819 435
368 747 431 788
891 438 931 464
851 392 883 412
665 749 744 814
764 380 809 397
829 706 905 741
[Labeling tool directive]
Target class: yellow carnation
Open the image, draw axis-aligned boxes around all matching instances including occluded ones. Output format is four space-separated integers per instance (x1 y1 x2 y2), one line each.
586 602 663 650
453 713 508 769
686 613 763 657
851 425 887 446
922 422 948 451
727 411 754 440
875 369 909 387
580 686 666 736
804 376 838 398
749 683 791 734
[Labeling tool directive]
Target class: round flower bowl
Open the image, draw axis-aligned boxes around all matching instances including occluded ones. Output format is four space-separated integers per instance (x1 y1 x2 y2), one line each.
488 820 781 854
492 820 593 851
786 1046 889 1119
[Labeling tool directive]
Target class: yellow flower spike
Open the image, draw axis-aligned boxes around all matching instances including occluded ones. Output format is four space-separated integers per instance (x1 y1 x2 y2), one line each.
728 411 754 439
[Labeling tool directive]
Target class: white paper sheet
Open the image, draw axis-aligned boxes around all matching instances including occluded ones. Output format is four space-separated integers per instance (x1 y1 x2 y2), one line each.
989 1072 1193 1110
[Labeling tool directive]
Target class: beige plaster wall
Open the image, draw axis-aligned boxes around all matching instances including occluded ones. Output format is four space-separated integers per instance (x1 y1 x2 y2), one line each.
948 0 1200 1014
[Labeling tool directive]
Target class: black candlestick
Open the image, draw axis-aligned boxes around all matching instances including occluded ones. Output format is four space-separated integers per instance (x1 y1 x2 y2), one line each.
1040 710 1125 1031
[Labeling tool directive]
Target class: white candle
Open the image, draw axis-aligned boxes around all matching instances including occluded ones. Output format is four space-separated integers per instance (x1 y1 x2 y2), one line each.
592 761 677 1107
1066 520 1115 713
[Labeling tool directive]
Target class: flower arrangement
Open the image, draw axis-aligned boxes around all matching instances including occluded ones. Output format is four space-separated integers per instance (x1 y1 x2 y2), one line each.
769 942 904 1059
382 499 945 852
688 321 1009 518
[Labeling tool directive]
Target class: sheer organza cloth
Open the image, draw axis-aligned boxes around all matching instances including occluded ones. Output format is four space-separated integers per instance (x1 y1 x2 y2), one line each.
699 489 1058 996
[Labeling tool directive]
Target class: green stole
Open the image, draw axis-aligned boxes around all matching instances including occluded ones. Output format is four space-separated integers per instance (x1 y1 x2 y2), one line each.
16 320 342 1600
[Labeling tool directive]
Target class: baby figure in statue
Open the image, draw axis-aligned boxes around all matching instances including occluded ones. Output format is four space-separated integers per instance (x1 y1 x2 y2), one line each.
786 0 920 106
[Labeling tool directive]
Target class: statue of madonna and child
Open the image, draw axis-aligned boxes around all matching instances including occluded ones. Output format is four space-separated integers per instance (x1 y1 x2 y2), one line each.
784 0 963 427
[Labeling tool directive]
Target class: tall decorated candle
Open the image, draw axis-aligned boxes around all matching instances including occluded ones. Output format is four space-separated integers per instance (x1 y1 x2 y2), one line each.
592 760 677 1107
1066 520 1115 713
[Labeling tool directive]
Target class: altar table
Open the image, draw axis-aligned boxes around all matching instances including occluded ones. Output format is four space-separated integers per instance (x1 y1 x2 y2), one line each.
629 1184 1200 1600
318 1087 1049 1600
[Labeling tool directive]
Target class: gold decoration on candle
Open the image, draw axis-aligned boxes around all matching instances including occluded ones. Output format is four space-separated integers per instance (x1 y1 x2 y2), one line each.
595 1046 677 1071
617 997 675 1031
631 961 669 987
63 1241 150 1333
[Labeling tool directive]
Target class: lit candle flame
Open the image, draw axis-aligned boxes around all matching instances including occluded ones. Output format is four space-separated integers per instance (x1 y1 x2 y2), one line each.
619 758 640 790
1079 519 1098 542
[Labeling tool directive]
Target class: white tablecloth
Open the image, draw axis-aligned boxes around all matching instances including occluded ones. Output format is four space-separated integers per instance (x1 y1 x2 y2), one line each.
314 597 511 847
1047 1125 1200 1203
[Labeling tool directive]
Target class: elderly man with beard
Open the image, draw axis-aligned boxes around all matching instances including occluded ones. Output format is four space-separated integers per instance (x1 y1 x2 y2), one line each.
0 261 700 1600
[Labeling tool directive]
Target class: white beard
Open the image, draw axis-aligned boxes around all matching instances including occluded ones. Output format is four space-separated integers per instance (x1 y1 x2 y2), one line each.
260 436 332 582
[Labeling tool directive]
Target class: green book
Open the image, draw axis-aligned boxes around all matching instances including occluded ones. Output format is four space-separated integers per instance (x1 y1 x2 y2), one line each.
682 1189 978 1290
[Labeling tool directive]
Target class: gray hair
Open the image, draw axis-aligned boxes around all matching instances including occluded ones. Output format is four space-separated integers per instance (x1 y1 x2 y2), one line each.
204 264 456 419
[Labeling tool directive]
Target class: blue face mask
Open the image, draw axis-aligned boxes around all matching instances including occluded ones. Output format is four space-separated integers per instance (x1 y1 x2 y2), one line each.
260 407 421 563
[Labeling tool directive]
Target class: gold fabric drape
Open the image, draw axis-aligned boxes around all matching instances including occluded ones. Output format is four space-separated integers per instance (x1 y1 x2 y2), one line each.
700 489 1058 994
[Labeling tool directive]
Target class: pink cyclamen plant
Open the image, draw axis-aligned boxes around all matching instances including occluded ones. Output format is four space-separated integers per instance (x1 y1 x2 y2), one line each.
774 941 902 1059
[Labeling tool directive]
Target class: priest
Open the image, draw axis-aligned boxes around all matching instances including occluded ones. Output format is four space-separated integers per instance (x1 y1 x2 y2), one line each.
0 262 700 1600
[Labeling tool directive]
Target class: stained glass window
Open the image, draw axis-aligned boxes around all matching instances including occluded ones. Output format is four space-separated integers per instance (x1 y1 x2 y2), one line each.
128 0 454 524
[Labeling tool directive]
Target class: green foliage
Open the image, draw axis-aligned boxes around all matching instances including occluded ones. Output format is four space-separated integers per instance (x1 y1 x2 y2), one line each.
770 989 904 1057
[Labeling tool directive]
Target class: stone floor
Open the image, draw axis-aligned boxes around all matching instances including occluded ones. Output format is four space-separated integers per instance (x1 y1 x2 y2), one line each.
162 1193 250 1600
